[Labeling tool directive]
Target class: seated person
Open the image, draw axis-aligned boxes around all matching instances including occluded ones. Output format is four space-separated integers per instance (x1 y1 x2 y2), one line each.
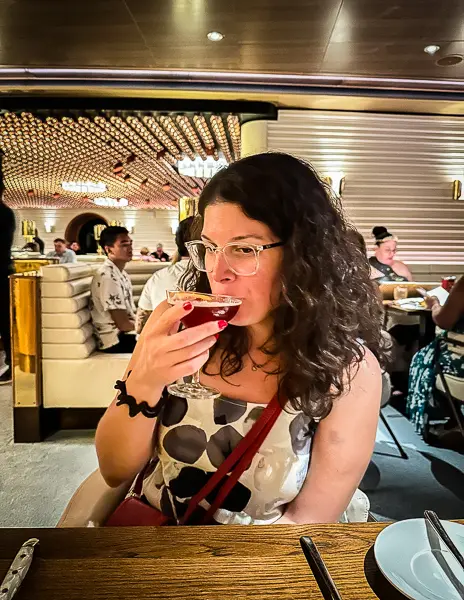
406 275 464 435
90 226 136 354
22 241 40 253
96 153 382 526
369 226 412 282
136 217 194 334
139 247 156 262
151 243 170 262
47 238 77 264
69 241 84 255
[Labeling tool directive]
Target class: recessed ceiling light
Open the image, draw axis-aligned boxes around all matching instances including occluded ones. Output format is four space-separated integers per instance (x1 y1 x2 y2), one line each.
207 31 224 42
424 44 440 55
436 54 463 67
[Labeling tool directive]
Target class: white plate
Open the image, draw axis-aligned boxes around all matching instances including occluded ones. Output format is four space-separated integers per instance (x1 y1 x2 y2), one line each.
374 519 464 599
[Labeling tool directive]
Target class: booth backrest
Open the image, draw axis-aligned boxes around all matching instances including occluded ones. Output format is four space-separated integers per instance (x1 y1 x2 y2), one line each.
41 261 168 359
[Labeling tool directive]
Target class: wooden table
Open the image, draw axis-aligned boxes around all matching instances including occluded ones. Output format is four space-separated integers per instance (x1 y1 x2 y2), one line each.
0 523 413 600
384 303 435 349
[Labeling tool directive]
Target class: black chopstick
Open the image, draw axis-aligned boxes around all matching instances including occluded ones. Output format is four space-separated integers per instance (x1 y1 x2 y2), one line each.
300 536 343 600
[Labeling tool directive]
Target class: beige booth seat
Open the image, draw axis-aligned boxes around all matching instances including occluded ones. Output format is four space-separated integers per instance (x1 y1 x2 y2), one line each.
41 261 168 409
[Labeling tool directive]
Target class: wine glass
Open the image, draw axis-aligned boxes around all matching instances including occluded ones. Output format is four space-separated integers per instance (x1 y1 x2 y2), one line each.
166 290 242 400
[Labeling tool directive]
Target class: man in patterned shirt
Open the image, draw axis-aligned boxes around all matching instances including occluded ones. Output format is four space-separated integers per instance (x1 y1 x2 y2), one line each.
90 226 136 353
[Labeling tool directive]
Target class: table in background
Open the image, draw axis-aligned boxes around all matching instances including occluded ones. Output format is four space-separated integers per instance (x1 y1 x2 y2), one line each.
0 523 413 600
384 303 435 349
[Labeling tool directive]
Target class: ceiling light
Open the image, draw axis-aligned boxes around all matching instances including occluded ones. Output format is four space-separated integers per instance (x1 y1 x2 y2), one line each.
436 54 463 67
424 44 440 55
62 181 107 193
207 31 224 42
93 197 128 207
177 154 228 178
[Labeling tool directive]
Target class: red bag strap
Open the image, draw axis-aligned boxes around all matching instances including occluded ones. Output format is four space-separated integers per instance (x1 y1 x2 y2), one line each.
199 395 283 525
179 393 282 525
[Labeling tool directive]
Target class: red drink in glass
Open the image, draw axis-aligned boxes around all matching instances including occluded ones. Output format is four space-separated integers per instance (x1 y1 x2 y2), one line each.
181 302 240 329
166 290 241 400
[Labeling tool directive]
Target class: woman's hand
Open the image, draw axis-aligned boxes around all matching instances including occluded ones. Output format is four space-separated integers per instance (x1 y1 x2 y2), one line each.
425 295 439 310
125 301 227 405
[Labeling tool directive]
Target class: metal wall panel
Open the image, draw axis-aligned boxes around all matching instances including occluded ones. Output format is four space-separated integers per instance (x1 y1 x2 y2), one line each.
268 110 464 272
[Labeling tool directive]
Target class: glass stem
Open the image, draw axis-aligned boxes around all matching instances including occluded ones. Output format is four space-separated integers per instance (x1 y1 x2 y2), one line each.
192 369 201 386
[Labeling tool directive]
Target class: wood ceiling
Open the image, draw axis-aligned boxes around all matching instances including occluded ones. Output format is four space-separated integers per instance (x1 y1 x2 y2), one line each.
0 0 462 80
1 110 241 209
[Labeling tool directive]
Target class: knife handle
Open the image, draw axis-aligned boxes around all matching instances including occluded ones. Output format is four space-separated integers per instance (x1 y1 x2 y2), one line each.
424 511 464 570
0 538 39 600
300 536 343 600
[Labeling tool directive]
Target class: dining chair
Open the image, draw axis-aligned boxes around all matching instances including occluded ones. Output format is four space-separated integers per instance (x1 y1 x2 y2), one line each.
57 469 132 527
433 333 464 442
378 370 408 459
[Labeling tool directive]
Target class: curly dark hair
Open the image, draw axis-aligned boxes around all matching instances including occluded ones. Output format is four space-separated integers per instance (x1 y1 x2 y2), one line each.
180 152 383 419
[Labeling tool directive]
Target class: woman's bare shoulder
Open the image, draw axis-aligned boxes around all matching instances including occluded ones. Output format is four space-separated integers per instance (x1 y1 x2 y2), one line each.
392 260 412 279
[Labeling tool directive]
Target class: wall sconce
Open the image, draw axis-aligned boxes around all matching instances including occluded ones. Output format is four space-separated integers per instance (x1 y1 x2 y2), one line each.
109 220 124 227
171 219 179 235
452 179 462 201
44 221 55 233
126 225 135 234
324 172 346 197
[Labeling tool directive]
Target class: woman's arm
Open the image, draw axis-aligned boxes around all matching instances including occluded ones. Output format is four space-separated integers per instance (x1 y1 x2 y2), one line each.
96 300 222 487
393 260 413 281
96 302 170 487
280 348 381 524
426 276 464 330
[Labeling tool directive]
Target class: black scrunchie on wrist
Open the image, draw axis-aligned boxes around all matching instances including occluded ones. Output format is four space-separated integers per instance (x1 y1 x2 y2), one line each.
114 371 165 418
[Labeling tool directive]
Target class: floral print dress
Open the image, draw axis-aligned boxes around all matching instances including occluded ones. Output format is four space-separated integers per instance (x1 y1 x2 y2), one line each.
407 318 464 433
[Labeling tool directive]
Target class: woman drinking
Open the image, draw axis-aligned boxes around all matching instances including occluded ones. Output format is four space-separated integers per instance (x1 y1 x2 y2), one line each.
96 153 382 525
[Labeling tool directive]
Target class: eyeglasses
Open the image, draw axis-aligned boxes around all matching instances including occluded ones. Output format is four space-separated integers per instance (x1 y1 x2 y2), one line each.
185 240 284 276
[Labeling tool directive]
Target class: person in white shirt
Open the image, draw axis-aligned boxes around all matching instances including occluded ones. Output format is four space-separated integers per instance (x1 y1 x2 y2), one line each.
135 217 194 334
47 238 77 264
90 226 136 353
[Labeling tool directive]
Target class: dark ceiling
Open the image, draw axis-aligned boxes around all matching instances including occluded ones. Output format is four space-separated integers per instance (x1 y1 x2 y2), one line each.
0 0 463 81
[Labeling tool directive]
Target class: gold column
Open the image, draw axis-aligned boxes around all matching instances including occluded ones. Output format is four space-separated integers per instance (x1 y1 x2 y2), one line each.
10 273 42 408
241 120 268 157
94 224 106 256
179 196 198 221
21 219 36 244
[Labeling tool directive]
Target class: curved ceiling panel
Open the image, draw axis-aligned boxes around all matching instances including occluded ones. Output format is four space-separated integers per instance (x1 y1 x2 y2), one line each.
0 109 241 210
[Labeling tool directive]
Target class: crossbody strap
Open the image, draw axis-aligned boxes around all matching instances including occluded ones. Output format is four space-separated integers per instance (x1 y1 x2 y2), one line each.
179 393 283 525
199 395 283 525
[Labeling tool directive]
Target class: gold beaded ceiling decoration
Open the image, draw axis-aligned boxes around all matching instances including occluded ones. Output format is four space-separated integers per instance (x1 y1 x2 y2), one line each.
0 110 242 209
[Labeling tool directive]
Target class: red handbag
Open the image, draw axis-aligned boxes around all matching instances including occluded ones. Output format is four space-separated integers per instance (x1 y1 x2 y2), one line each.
105 392 283 527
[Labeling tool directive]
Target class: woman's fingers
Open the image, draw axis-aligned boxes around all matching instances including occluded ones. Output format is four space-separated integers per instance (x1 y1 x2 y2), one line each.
169 350 212 382
167 335 218 366
143 300 193 338
165 319 227 351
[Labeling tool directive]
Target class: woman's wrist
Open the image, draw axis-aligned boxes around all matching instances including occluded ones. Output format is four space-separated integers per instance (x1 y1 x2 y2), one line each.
124 374 164 409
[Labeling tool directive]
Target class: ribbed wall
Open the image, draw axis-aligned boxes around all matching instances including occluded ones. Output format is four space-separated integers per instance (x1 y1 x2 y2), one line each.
267 110 464 271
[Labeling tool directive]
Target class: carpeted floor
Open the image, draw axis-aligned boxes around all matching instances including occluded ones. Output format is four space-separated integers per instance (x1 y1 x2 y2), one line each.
0 385 463 527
